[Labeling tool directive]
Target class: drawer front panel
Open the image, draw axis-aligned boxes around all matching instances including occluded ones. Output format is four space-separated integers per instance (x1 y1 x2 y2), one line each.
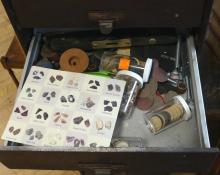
0 147 218 173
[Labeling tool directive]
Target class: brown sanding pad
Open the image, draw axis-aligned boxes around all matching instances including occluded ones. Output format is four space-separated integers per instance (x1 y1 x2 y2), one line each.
152 59 168 82
137 78 158 98
60 48 89 72
152 67 168 82
136 96 154 111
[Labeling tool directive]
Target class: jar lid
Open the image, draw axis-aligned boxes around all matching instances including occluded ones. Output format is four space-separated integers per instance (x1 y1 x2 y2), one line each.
117 70 144 88
173 95 191 120
143 58 153 82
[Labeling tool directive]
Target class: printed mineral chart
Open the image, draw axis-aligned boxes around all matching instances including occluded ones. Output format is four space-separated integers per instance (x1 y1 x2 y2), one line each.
2 66 126 147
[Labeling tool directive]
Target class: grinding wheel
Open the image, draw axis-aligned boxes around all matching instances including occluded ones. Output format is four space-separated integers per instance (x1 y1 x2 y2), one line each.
60 48 89 72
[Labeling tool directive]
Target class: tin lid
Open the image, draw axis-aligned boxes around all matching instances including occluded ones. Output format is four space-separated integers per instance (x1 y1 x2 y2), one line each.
143 58 153 83
117 70 144 88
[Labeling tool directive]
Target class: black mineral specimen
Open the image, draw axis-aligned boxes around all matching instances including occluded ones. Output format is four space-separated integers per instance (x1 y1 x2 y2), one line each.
21 105 26 110
84 119 90 127
35 108 42 114
36 114 42 119
80 139 85 146
51 91 56 97
40 71 44 76
111 101 117 107
104 100 110 105
50 76 56 83
21 110 28 116
107 84 113 91
35 131 43 140
56 75 63 81
88 80 94 84
86 100 95 108
66 136 74 143
90 85 97 89
27 93 33 97
14 107 20 113
29 135 34 140
73 116 83 124
33 71 38 75
26 88 31 93
46 96 51 101
68 95 75 102
90 143 97 148
8 126 14 133
32 89 36 93
60 96 67 103
43 112 48 120
25 128 33 135
42 92 49 97
13 129 20 135
33 76 40 80
74 139 80 147
95 80 100 86
104 106 113 112
115 84 121 92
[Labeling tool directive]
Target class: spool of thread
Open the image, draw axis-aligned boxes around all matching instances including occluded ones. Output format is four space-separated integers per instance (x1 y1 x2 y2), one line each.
59 48 89 73
148 103 184 133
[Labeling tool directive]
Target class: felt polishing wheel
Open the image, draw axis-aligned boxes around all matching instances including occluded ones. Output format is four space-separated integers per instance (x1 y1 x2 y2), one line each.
60 48 89 72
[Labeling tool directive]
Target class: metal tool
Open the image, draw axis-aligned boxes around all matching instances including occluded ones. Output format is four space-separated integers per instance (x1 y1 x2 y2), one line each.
185 75 192 102
158 78 187 94
168 78 187 94
170 36 182 80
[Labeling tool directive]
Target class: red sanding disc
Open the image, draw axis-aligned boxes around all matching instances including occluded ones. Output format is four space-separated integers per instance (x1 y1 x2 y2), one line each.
136 96 154 111
152 67 168 82
153 59 159 68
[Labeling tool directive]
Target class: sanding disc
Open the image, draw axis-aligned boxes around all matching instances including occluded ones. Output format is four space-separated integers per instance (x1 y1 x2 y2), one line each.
152 66 168 82
153 59 159 68
135 96 154 111
137 78 158 98
60 48 89 72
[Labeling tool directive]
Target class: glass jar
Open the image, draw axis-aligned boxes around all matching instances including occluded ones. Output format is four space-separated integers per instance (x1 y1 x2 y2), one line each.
100 51 152 82
116 70 143 118
145 95 191 134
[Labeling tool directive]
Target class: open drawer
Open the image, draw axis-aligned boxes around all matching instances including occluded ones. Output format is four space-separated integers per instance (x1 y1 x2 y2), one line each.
0 0 219 174
0 30 218 174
